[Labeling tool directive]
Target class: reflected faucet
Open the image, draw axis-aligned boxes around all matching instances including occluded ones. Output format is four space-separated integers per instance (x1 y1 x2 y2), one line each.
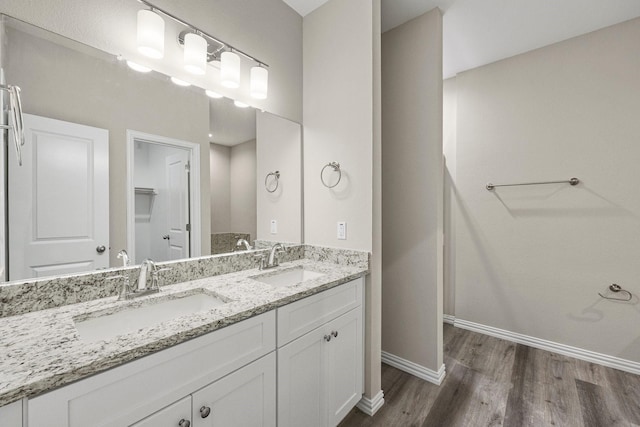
235 239 252 251
117 249 130 267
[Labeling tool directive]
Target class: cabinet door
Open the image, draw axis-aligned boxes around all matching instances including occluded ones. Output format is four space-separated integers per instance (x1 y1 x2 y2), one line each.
277 326 327 427
325 308 363 426
192 352 276 427
130 396 191 427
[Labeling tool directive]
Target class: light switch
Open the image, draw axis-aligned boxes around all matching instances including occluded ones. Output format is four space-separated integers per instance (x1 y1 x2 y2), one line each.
270 219 278 234
337 221 346 240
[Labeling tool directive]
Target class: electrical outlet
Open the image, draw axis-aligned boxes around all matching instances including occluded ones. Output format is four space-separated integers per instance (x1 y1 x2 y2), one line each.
270 219 277 234
337 221 346 240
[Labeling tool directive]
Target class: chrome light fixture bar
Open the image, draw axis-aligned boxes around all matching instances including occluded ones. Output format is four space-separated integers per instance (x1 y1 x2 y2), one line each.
135 0 269 68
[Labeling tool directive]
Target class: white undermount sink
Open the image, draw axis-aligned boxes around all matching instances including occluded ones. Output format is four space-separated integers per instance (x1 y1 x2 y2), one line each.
252 267 325 287
74 292 229 342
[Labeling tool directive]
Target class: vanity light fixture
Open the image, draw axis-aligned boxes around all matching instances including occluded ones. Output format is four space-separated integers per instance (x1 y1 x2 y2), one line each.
135 0 269 97
250 65 268 99
126 61 152 73
183 32 207 75
205 89 223 99
137 9 165 59
170 77 191 87
234 100 250 108
221 51 241 88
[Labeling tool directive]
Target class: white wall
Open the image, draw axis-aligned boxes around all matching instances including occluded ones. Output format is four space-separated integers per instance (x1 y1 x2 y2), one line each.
381 9 443 373
0 0 302 122
256 112 301 244
447 17 640 363
230 140 257 241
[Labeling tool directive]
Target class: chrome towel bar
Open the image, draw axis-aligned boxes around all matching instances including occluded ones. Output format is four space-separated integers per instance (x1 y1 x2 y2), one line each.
486 177 579 191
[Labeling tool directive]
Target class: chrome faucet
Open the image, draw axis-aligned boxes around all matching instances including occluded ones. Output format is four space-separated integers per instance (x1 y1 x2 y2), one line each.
235 239 252 251
258 243 284 270
136 259 157 292
117 249 130 267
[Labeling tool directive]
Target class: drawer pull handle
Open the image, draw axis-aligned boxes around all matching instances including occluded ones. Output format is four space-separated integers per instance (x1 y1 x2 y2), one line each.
331 330 339 338
324 334 332 342
178 419 191 427
200 406 211 418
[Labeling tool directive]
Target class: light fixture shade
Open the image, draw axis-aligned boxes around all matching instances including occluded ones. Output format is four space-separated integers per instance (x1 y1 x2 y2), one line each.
184 33 207 75
137 10 165 59
250 66 268 99
221 51 241 88
126 61 151 73
170 77 191 87
206 89 223 99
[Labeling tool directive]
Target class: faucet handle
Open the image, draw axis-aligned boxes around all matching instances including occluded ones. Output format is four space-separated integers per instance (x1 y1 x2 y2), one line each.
254 254 267 270
151 267 172 289
107 274 131 300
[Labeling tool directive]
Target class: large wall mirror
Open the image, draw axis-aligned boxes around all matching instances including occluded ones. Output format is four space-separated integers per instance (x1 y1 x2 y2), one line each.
0 14 302 282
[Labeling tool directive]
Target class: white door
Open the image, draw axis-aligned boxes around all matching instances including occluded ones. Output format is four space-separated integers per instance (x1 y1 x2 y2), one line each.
9 114 109 280
165 152 189 260
130 396 192 427
192 353 276 427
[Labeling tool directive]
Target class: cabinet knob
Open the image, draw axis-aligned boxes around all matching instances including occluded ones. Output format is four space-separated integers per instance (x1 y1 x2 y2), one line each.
200 406 211 418
331 330 338 338
178 419 191 427
324 334 332 342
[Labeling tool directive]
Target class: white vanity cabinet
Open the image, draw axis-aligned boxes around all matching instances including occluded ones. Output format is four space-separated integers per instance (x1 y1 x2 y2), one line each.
0 400 22 426
27 311 275 427
277 278 364 427
130 396 192 427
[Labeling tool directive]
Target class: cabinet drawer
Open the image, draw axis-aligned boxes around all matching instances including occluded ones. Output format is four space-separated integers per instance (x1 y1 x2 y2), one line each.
277 277 363 347
28 311 275 427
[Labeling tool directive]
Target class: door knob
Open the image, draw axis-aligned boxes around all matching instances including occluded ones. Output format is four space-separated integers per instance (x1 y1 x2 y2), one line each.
331 330 338 338
178 419 190 427
200 406 211 418
162 234 170 240
96 245 106 254
324 334 332 342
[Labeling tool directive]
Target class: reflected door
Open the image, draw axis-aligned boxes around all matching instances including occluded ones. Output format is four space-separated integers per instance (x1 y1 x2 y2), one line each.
8 114 109 280
165 152 190 260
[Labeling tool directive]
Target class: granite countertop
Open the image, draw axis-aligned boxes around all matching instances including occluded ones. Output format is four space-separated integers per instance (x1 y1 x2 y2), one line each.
0 259 367 406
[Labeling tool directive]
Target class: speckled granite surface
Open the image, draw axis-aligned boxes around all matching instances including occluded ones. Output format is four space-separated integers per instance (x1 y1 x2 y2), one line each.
0 246 305 318
0 251 368 406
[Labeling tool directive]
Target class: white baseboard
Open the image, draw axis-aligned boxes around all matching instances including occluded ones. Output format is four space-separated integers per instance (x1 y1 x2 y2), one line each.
356 390 384 416
454 318 640 376
381 351 446 385
443 314 456 325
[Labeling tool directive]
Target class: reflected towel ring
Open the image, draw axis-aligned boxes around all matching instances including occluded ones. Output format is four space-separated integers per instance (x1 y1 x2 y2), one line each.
321 162 341 188
598 284 633 302
265 171 280 193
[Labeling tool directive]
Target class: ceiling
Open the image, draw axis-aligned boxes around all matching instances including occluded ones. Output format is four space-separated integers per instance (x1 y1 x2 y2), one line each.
283 0 640 78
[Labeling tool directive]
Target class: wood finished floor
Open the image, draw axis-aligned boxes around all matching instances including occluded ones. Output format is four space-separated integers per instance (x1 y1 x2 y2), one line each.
340 324 640 427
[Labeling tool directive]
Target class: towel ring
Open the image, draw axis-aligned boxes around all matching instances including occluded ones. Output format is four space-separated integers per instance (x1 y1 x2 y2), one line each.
321 162 341 188
265 171 280 193
598 284 633 302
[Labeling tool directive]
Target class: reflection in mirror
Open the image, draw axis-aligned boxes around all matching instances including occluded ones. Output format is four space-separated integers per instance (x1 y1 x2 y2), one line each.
209 99 256 254
0 14 302 284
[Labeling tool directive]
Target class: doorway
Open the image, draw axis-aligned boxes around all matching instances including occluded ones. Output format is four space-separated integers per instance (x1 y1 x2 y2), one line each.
127 130 201 264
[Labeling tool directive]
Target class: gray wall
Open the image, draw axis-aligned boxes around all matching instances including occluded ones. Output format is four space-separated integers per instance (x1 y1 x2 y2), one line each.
209 144 231 233
230 140 257 241
381 9 444 372
256 112 301 244
302 0 382 401
446 17 640 362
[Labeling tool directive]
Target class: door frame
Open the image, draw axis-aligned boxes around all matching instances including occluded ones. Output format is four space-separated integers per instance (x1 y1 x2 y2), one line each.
126 130 201 263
